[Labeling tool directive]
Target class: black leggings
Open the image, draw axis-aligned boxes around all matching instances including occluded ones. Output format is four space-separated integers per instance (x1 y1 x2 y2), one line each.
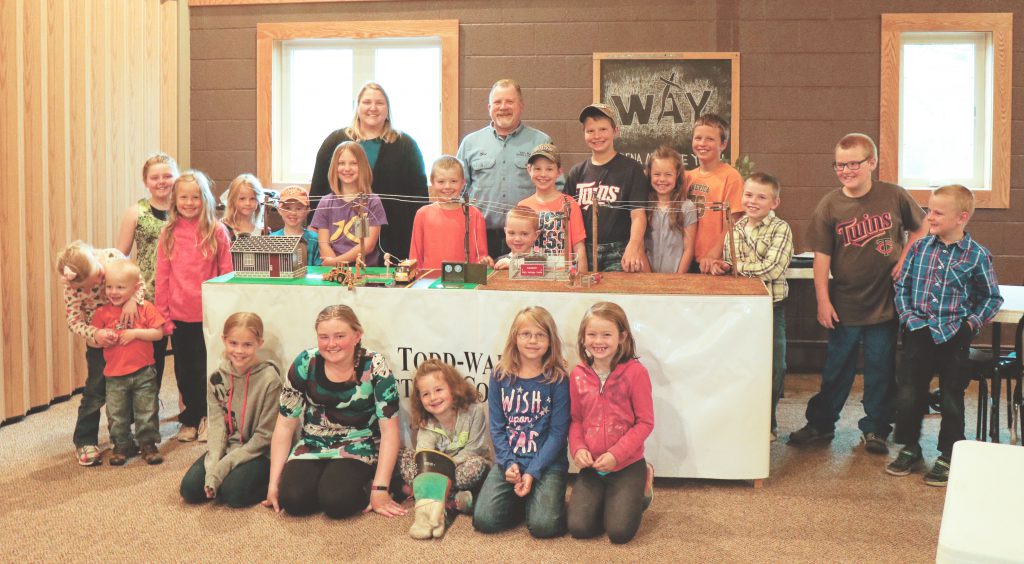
567 458 647 544
278 458 375 518
171 321 207 427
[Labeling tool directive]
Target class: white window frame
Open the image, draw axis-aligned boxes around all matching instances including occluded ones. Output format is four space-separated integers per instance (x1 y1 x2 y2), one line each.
256 20 459 189
880 13 1012 209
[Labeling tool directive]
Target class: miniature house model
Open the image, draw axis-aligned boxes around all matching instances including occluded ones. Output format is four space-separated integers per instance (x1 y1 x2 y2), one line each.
230 235 307 279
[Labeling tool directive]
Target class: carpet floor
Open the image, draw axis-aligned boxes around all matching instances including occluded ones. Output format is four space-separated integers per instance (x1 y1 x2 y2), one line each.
0 368 1013 562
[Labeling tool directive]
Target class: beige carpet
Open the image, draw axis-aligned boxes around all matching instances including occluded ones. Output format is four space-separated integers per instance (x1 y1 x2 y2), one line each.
1 366 1010 562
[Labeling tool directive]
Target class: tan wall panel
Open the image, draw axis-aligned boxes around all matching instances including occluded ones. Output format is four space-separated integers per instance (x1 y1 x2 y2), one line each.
46 0 73 398
67 2 90 390
0 0 179 422
89 4 108 247
23 0 52 409
161 0 179 158
0 0 18 418
109 0 125 220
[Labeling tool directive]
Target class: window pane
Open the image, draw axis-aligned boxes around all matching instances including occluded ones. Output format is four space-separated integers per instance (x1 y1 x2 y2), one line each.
374 46 442 175
900 42 977 183
283 48 353 182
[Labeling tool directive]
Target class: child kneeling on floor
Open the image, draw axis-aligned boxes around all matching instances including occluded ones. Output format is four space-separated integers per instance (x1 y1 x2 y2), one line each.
90 259 166 466
400 359 492 539
567 302 654 544
180 312 282 507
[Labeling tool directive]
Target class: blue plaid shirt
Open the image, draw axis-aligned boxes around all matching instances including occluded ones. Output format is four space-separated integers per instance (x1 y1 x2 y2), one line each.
895 232 1003 344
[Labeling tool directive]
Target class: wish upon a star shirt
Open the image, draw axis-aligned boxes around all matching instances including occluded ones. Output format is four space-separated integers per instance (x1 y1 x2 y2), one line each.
487 370 570 478
309 193 388 265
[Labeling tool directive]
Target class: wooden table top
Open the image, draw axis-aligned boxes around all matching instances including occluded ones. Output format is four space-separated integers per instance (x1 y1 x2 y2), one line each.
480 271 769 296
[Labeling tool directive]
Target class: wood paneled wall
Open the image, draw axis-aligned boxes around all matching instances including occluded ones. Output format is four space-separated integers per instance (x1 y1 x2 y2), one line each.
0 0 181 423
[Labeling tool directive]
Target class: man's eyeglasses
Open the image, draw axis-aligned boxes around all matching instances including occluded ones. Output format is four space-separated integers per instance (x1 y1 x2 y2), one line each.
832 157 871 172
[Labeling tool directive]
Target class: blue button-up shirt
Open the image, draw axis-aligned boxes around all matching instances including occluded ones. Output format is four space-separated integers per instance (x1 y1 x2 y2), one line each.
895 232 1003 344
456 122 555 230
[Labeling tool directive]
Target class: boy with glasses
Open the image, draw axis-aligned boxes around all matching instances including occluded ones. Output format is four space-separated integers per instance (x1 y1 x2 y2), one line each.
788 133 927 455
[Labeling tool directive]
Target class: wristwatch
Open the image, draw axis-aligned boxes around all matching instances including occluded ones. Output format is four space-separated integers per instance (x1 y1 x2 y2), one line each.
370 484 389 492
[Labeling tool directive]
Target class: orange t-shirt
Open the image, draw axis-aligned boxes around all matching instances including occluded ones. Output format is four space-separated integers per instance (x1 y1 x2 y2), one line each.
91 301 165 377
518 193 586 256
686 164 744 261
408 203 489 270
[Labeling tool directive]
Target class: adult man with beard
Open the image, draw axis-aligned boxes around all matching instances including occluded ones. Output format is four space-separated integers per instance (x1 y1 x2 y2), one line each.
457 79 557 256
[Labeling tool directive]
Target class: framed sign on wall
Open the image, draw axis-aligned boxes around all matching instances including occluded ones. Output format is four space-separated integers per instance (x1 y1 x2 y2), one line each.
593 52 740 169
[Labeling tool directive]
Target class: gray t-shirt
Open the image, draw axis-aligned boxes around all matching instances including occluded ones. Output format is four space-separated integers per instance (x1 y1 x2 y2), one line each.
807 181 925 326
645 200 698 273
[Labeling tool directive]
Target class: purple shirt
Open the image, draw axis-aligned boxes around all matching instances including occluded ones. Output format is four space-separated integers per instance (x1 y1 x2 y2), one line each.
310 193 388 265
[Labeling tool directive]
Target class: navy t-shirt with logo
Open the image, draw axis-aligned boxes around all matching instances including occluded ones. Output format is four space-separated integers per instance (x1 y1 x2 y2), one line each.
565 153 648 247
807 181 925 326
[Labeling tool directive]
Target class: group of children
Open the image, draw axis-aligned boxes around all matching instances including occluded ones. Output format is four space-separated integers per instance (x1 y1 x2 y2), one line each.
175 302 655 544
52 93 1005 552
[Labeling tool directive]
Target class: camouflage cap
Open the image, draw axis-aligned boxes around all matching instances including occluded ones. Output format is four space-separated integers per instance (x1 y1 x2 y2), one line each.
578 102 617 125
528 143 561 167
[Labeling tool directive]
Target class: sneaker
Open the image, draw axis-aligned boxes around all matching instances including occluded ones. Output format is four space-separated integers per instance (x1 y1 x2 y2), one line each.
642 462 655 510
76 445 102 467
861 432 889 455
198 417 208 443
924 458 951 487
108 444 135 466
885 448 923 476
787 424 834 445
177 425 198 442
453 491 474 515
140 443 163 465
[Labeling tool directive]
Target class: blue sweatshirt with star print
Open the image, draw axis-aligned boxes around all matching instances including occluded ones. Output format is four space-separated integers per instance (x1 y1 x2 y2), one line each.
487 370 570 478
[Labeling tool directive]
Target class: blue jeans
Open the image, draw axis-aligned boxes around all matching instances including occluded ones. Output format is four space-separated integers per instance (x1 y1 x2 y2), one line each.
473 464 567 538
72 347 106 448
771 305 787 431
105 365 160 447
805 319 897 436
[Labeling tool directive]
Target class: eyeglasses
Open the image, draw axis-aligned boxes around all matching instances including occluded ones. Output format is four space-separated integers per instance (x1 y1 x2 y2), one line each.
516 331 549 342
831 157 871 172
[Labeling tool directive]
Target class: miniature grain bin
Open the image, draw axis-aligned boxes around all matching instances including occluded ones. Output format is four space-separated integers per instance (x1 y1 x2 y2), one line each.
230 235 307 279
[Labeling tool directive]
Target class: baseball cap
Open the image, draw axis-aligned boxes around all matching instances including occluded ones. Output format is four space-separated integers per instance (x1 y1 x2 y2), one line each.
528 143 561 167
578 103 617 124
278 185 309 207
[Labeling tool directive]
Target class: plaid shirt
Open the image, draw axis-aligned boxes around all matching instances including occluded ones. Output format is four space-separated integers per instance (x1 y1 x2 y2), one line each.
723 212 793 303
895 232 1003 344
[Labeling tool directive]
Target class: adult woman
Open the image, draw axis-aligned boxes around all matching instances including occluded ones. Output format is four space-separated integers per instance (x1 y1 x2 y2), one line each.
263 305 406 519
310 82 427 259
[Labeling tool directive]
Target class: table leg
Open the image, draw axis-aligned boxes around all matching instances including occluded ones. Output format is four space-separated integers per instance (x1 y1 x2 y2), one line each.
990 324 1002 443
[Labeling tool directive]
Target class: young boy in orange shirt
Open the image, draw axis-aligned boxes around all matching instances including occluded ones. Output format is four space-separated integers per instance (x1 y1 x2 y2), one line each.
91 259 166 466
408 156 493 270
685 114 744 274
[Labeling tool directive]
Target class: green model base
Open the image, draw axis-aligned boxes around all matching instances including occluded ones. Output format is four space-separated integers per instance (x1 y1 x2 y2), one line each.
208 266 395 287
207 266 489 289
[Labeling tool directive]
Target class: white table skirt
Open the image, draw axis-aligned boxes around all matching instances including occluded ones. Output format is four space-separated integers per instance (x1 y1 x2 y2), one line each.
202 280 772 479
